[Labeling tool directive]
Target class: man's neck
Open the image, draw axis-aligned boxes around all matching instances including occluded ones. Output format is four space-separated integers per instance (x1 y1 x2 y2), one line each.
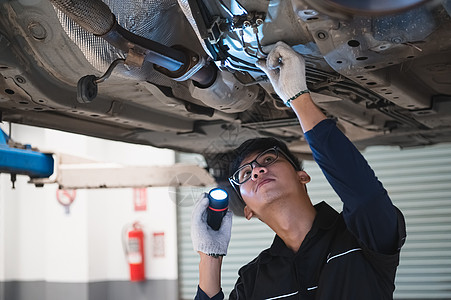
263 196 317 253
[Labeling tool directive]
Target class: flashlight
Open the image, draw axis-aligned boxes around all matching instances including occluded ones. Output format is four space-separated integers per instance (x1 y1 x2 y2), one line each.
207 188 229 231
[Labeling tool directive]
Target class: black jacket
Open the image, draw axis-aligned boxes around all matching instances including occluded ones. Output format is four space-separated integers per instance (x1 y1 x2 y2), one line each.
228 202 406 300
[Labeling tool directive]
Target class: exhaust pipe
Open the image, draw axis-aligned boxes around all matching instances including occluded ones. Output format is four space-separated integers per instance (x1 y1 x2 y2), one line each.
49 0 216 86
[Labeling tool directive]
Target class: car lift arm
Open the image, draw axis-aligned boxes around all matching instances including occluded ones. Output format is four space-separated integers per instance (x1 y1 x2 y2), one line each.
0 129 214 189
30 153 215 189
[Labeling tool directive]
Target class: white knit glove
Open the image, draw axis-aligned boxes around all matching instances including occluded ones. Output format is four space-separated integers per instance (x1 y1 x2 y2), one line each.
191 193 233 256
256 41 308 105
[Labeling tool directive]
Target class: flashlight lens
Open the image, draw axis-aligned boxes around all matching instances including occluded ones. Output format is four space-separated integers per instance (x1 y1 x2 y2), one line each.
209 188 227 201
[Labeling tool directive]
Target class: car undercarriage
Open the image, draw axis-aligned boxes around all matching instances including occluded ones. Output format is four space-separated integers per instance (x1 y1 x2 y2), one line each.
1 0 451 180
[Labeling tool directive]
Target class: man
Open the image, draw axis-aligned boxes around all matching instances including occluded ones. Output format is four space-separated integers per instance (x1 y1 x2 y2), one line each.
191 41 406 299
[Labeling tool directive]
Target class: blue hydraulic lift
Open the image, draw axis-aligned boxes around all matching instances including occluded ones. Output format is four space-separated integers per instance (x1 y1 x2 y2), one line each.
0 129 54 187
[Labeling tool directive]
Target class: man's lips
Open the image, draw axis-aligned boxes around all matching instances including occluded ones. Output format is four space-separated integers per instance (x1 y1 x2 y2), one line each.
256 178 274 191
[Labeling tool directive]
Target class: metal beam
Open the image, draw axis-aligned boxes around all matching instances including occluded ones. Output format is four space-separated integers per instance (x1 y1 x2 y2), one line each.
30 153 215 189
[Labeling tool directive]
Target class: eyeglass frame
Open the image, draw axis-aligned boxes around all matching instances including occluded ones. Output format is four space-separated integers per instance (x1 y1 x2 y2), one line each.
228 146 299 186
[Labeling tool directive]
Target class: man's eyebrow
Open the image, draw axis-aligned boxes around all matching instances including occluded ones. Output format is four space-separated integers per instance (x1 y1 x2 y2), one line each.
239 152 261 167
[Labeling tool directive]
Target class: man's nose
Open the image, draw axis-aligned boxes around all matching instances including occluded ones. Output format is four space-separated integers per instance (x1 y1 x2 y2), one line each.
251 164 267 180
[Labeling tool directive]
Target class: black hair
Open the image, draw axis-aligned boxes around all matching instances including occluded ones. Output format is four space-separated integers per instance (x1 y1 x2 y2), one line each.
227 137 302 217
229 137 302 177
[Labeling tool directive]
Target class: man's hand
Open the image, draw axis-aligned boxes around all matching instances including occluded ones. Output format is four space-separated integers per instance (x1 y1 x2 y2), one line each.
256 41 308 104
191 193 232 256
192 193 232 297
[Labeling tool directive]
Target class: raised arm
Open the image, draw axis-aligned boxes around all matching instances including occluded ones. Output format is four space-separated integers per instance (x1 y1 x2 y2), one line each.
197 253 223 298
192 194 232 299
257 42 399 254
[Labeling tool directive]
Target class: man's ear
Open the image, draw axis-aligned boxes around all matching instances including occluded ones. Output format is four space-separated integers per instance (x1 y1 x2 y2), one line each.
297 170 311 184
244 205 254 220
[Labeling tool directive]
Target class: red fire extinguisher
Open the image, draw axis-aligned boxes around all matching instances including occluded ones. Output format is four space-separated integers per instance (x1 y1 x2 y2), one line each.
122 222 145 281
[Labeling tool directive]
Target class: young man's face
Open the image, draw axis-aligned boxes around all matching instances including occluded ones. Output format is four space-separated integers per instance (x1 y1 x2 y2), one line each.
237 149 310 219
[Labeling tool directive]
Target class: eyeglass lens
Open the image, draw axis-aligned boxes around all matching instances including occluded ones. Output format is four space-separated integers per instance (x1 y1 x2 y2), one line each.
234 148 278 184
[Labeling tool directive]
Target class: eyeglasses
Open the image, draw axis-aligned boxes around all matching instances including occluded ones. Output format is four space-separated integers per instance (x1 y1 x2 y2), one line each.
229 146 296 185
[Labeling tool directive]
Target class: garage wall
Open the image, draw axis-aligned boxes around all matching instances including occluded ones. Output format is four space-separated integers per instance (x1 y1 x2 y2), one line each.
177 143 451 300
0 124 178 300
